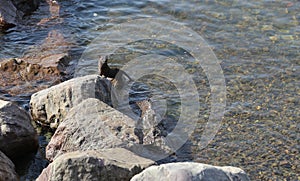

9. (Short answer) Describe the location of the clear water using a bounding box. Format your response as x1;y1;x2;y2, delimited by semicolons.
0;0;299;180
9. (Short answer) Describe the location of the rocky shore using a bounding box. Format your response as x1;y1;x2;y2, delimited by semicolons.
0;0;250;180
1;74;250;180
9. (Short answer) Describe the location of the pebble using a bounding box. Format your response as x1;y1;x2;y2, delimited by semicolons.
269;36;278;41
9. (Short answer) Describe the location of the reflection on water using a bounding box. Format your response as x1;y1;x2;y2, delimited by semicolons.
0;0;299;180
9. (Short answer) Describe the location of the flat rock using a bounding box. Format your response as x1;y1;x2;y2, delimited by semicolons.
45;98;139;161
38;148;154;181
0;100;38;161
30;75;112;128
0;30;72;96
0;150;19;181
131;162;250;181
0;58;61;96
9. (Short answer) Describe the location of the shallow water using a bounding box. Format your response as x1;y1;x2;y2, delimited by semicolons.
1;0;299;180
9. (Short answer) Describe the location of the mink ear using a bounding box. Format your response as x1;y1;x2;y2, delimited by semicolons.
99;55;108;63
99;55;105;62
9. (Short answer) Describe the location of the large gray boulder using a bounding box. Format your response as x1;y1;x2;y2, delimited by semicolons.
0;100;38;160
46;98;139;161
45;98;174;162
0;150;18;181
30;75;112;128
37;148;154;181
131;162;250;181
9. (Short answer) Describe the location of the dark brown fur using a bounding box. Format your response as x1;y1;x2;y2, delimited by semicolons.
98;55;132;81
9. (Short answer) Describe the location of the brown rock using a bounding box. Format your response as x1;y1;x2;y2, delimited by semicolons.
0;58;61;95
0;30;72;95
23;30;71;68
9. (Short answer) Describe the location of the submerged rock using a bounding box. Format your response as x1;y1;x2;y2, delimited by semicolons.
30;75;112;128
37;148;154;181
0;150;19;181
0;100;38;161
22;30;71;69
131;162;250;181
0;30;72;96
0;58;62;96
37;0;61;25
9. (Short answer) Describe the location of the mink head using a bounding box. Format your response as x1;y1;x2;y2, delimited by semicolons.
99;55;112;76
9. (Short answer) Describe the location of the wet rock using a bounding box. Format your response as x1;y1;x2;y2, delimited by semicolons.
45;98;139;161
131;99;173;160
12;0;40;15
37;148;154;181
37;0;61;25
47;0;60;17
0;0;39;30
0;100;38;161
0;150;19;181
0;30;72;96
135;99;163;144
30;75;112;128
0;58;61;96
23;30;71;69
0;0;22;29
131;162;250;181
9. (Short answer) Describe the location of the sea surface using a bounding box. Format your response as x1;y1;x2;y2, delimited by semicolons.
0;0;299;180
